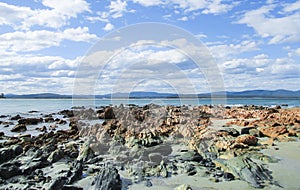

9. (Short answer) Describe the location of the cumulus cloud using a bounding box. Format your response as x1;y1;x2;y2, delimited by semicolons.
237;2;300;44
0;0;90;30
131;0;235;14
109;0;128;18
103;23;114;31
0;54;81;94
0;27;98;52
209;40;259;59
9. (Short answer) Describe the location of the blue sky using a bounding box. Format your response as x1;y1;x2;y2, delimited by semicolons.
0;0;299;94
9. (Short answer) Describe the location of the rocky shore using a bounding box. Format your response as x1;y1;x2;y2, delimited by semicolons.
0;104;299;189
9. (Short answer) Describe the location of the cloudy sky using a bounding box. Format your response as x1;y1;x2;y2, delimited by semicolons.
0;0;299;95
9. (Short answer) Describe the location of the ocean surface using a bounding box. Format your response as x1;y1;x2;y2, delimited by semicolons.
1;98;300;116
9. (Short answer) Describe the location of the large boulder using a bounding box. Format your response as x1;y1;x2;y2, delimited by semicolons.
0;145;23;164
0;161;22;179
214;157;277;188
259;126;288;138
98;107;115;119
11;124;27;132
18;118;43;125
92;166;122;190
235;135;258;146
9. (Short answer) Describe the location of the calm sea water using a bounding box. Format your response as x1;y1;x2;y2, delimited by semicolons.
1;98;299;116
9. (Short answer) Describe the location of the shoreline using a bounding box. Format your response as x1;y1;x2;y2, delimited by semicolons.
0;104;299;189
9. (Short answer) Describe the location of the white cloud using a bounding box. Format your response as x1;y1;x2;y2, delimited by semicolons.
41;0;90;17
209;40;259;59
283;0;300;12
0;27;98;52
132;0;164;7
237;3;300;44
109;0;127;18
131;0;235;14
0;1;90;30
0;54;82;94
103;23;114;31
178;16;188;21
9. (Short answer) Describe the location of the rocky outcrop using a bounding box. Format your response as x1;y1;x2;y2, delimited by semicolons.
18;118;43;125
92;166;122;190
11;124;27;132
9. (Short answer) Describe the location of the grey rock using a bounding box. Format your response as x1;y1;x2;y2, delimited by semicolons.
10;114;22;120
47;149;64;163
62;185;83;190
0;162;22;179
11;124;27;132
18;118;43;125
148;152;163;164
218;157;277;188
98;107;115;119
93;166;122;190
48;176;68;190
180;151;203;162
220;128;240;137
223;172;235;181
67;161;83;184
241;127;255;135
0;145;23;164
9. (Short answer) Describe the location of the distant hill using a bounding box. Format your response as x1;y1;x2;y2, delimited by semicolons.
225;89;300;98
5;93;71;99
3;90;300;99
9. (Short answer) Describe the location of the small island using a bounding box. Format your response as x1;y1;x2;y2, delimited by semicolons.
0;93;5;98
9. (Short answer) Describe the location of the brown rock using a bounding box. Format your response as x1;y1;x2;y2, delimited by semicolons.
235;135;258;146
18;118;43;125
11;124;27;132
98;107;115;119
259;126;288;138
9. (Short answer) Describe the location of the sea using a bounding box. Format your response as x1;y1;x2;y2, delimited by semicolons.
1;98;300;116
0;98;299;137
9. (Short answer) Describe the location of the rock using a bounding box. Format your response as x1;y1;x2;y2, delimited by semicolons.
98;107;115;119
92;166;122;190
274;105;281;109
240;127;255;135
59;110;74;118
47;149;64;163
175;184;192;190
249;128;263;137
259;126;288;138
220;128;240;137
144;179;152;187
0;145;23;164
48;176;68;190
11;114;22;120
184;164;196;176
0;161;22;179
62;186;83;190
148;153;163;164
223;172;235;181
235;135;258;146
77;140;95;162
45;117;55;123
180;151;203;162
67;161;83;184
18;118;43;125
0;132;4;137
217;157;276;188
11;124;27;132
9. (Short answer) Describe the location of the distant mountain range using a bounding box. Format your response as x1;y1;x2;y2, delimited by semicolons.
2;90;300;99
